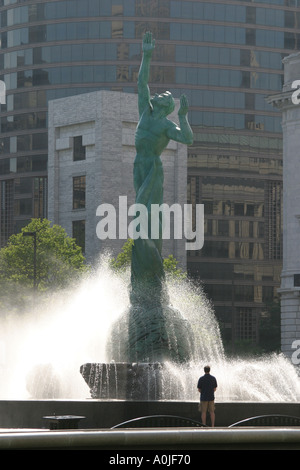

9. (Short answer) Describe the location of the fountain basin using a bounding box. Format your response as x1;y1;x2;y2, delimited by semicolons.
80;362;183;400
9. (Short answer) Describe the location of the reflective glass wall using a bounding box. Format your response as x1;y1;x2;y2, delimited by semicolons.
0;0;299;346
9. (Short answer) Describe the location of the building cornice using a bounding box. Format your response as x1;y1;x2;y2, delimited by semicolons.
265;90;295;110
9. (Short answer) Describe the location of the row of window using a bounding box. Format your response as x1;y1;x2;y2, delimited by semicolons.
176;46;284;70
0;97;281;141
0;111;280;143
5;65;117;89
190;135;282;154
1;43;285;72
1;111;47;133
1;1;300;28
3;86;116;112
2;66;284;97
190;261;280;282
205;219;265;238
1;21;299;49
172;2;300;27
0;84;282;121
190;90;275;113
203;283;275;303
3;67;282;107
190;111;281;133
171;23;300;49
1;0;298;9
0;132;47;154
0;154;47;175
193;240;266;260
1;0;131;26
203;200;265;216
2;43;121;69
176;67;283;91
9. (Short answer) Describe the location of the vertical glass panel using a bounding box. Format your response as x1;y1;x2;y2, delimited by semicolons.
88;0;100;16
72;220;85;252
89;22;100;38
73;176;86;210
33;176;47;218
73;136;86;161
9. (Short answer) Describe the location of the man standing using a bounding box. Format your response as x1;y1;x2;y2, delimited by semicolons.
197;366;217;427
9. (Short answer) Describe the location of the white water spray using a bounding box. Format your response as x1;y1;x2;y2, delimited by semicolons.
0;256;299;402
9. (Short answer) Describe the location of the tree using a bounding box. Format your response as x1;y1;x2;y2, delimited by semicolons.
0;218;87;292
110;238;186;279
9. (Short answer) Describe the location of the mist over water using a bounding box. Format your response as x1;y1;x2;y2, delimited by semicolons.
0;256;300;402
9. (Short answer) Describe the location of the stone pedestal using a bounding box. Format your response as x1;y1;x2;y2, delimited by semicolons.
80;362;183;400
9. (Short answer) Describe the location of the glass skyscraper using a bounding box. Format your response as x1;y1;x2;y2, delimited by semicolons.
0;0;299;346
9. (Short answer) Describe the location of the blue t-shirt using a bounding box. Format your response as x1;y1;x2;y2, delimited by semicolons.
197;374;217;401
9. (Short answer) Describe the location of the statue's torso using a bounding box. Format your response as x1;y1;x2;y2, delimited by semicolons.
135;108;170;157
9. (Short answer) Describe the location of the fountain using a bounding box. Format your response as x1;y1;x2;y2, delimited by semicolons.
0;34;300;412
0;257;300;404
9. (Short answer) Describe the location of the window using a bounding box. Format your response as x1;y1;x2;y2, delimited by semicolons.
73;136;85;161
14;198;32;216
73;175;85;209
72;219;85;253
235;308;257;342
218;220;229;236
33;176;47;218
234;203;244;216
265;181;282;260
0;179;14;247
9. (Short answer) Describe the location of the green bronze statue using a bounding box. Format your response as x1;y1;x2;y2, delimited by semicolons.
108;33;195;364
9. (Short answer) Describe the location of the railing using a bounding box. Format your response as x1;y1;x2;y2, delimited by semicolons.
229;414;300;427
112;414;206;428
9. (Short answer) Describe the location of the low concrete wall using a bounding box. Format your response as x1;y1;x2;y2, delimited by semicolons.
2;428;300;450
0;400;300;429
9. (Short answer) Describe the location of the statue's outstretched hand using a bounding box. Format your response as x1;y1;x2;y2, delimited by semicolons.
143;31;155;55
178;94;189;116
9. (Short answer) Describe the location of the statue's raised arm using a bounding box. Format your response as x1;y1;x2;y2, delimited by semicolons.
138;31;155;116
136;32;193;157
166;94;193;145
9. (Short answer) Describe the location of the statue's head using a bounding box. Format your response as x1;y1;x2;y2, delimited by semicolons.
151;91;175;116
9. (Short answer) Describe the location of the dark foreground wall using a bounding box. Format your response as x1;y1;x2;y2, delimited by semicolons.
0;400;300;429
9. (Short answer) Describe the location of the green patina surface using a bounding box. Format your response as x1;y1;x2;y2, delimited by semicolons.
108;33;195;364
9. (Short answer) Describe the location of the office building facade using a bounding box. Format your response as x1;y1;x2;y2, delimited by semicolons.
1;0;300;346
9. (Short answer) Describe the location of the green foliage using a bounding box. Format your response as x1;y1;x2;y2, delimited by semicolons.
110;238;186;279
109;238;134;271
0;218;87;292
163;254;186;279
